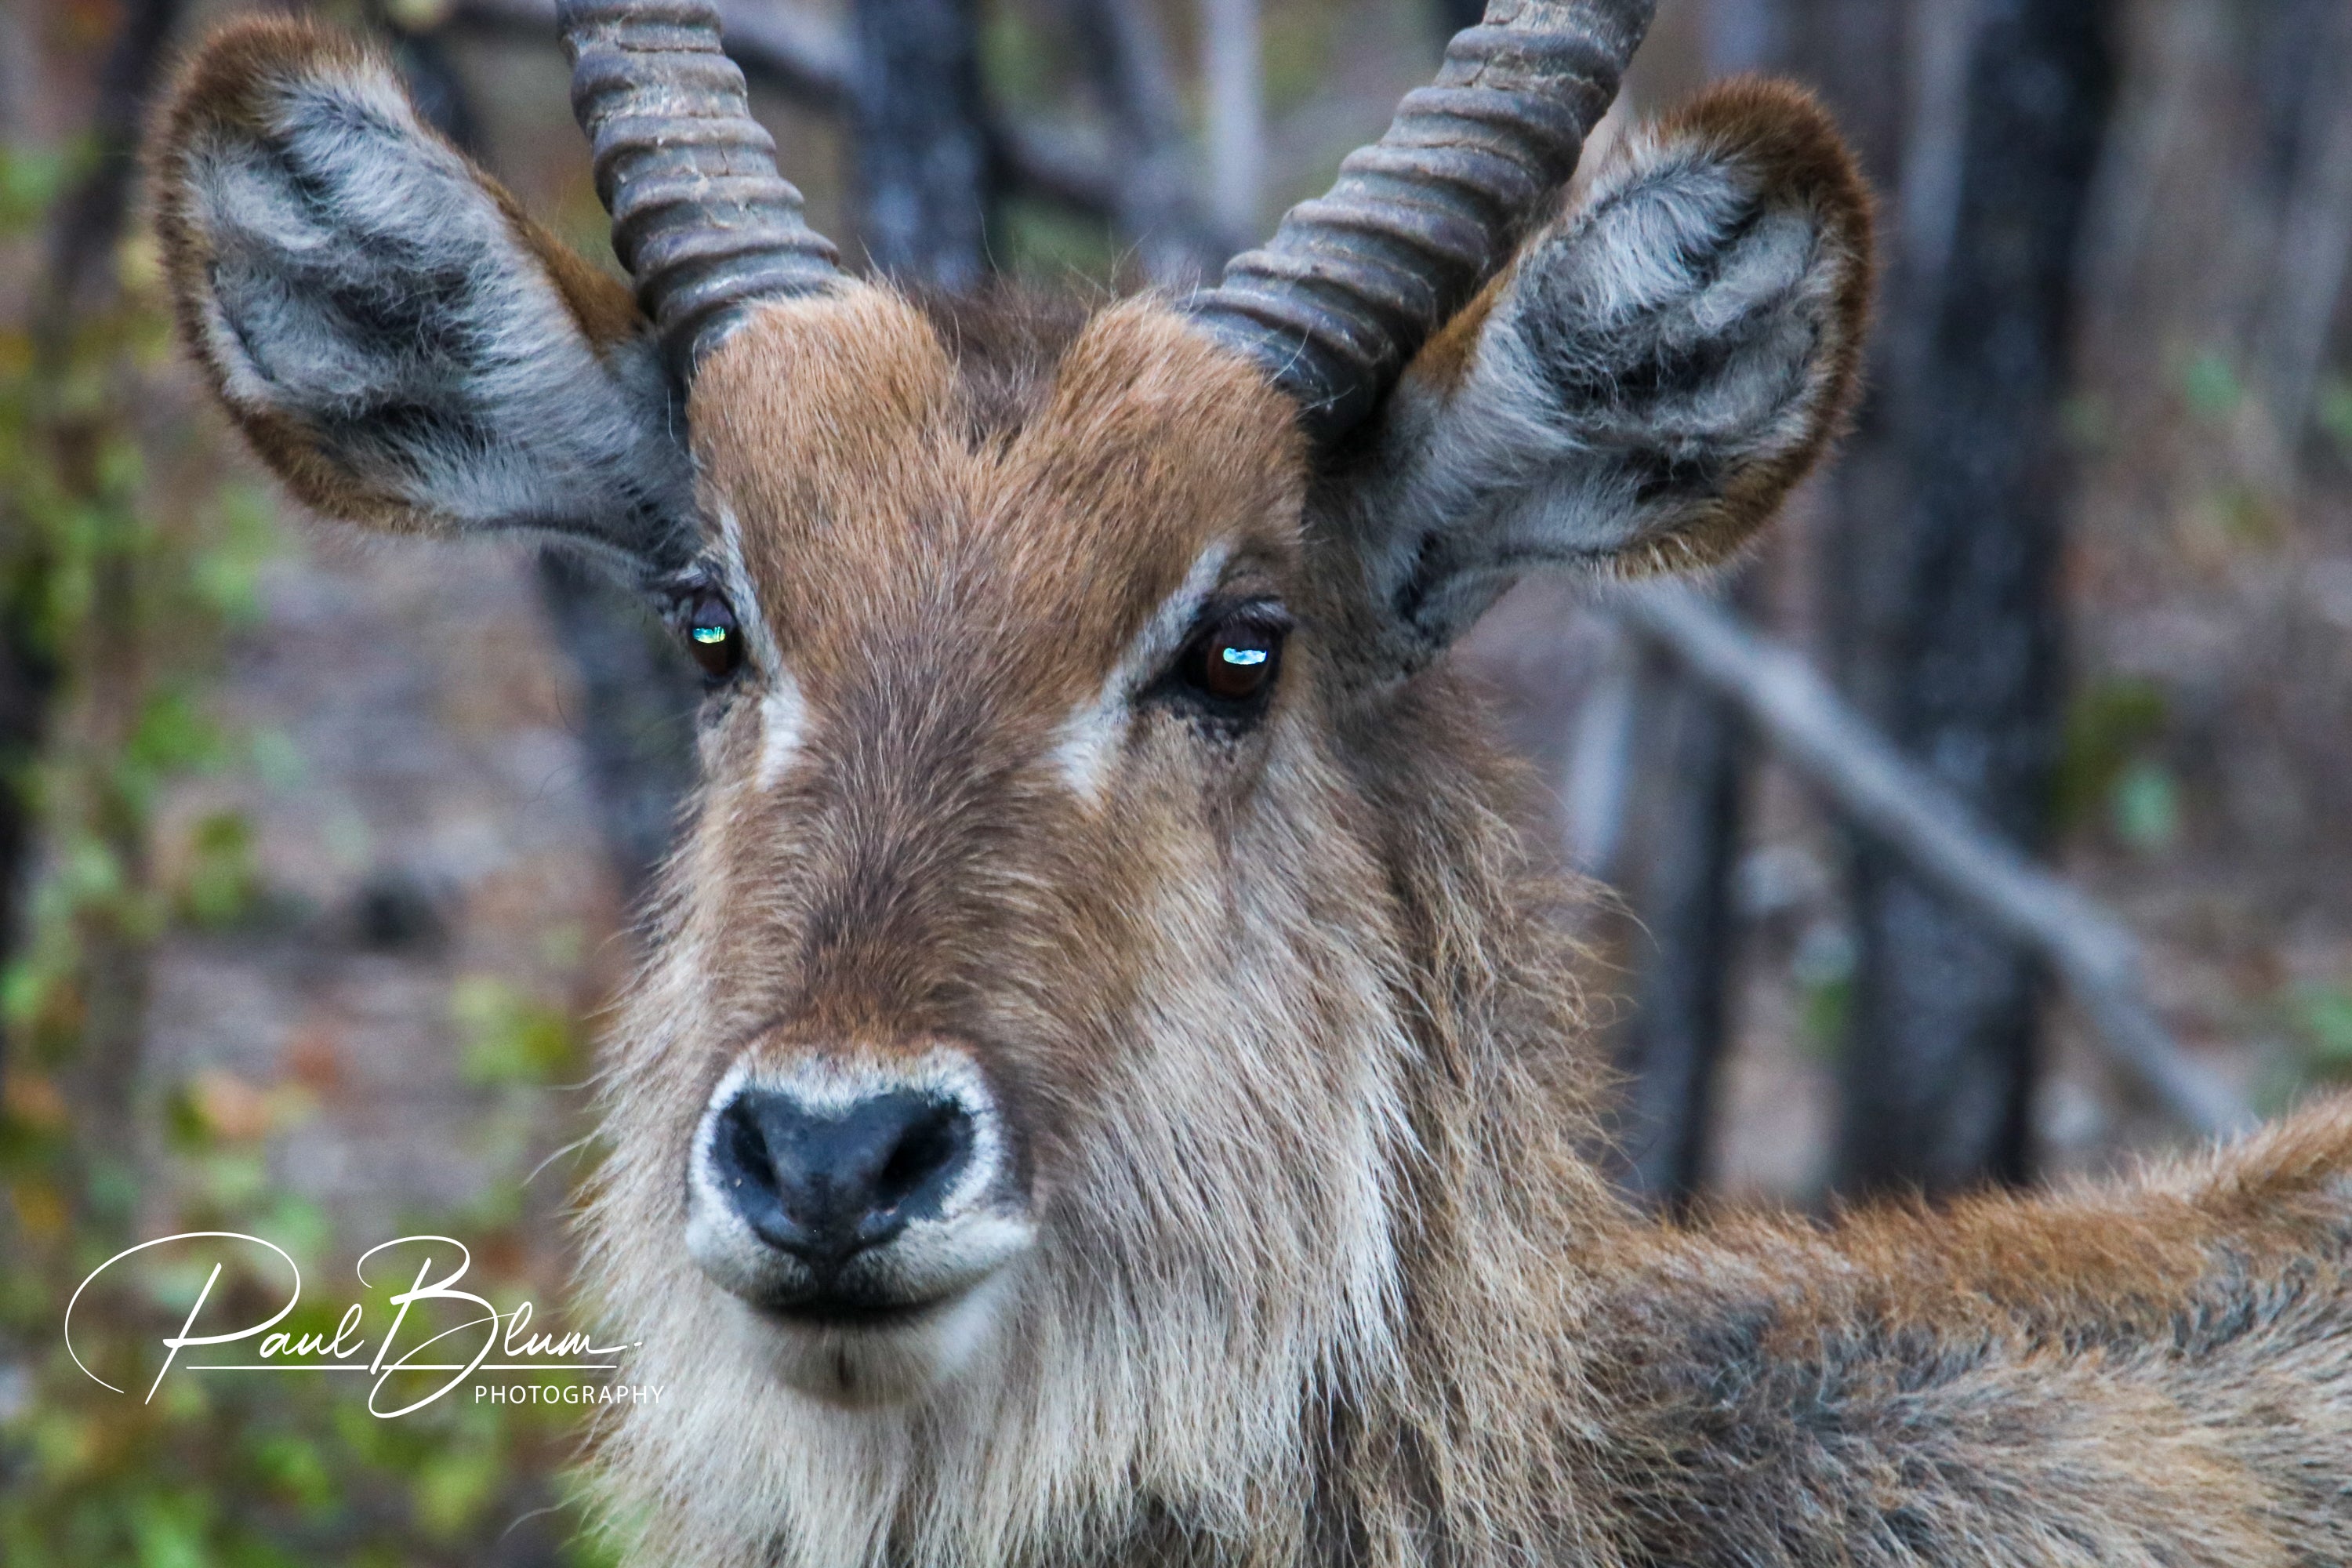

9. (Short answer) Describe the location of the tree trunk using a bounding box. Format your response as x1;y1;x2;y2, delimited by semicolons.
1616;638;1748;1203
1;0;184;1094
2252;0;2352;459
1833;0;2116;1196
532;553;701;904
851;0;993;287
1783;0;1909;713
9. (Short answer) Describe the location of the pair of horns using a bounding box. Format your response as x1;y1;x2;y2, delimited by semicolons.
556;0;1657;445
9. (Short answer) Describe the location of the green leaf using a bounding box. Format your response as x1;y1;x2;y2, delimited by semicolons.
190;485;283;625
0;143;67;233
124;688;224;779
2181;349;2243;421
2111;759;2180;853
129;1492;209;1568
250;1433;336;1515
414;1446;501;1538
1791;924;1855;1062
176;810;260;930
2294;985;2352;1078
2318;376;2352;453
2057;677;2168;831
453;977;580;1087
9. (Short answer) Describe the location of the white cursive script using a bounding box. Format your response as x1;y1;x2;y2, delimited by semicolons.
64;1232;640;1417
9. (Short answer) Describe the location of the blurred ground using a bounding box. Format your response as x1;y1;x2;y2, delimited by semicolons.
143;528;621;1246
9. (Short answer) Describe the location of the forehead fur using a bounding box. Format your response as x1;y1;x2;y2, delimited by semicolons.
686;289;1305;710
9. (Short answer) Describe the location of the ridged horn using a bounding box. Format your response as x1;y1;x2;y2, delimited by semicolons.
1185;0;1657;446
557;0;840;379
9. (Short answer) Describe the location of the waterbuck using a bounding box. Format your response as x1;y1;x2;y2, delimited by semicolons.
150;1;2352;1563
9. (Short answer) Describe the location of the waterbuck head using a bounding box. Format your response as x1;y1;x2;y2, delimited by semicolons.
154;1;1868;1559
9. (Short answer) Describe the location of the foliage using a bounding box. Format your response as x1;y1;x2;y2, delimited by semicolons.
2056;677;2180;852
2292;984;2352;1085
2320;376;2352;461
1791;922;1854;1062
0;117;616;1568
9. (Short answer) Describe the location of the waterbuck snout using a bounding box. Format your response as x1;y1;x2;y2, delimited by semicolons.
706;1083;980;1272
687;1044;1033;1398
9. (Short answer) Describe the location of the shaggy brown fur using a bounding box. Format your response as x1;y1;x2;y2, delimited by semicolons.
147;20;2352;1568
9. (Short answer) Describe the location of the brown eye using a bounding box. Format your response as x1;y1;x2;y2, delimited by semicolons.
685;593;742;681
1179;611;1287;706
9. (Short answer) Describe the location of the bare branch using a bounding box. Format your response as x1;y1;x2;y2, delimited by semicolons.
702;0;853;107
987;117;1124;218
1613;586;2252;1140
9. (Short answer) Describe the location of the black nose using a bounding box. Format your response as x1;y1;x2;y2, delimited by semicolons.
710;1087;977;1269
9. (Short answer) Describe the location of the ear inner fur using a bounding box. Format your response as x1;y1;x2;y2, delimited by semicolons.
149;16;687;564
1617;77;1875;568
1333;77;1876;668
152;20;401;530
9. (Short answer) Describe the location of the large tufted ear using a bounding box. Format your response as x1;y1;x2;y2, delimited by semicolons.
150;18;695;573
1336;79;1874;666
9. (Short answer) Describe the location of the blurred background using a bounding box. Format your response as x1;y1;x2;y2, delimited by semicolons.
4;0;2351;1559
